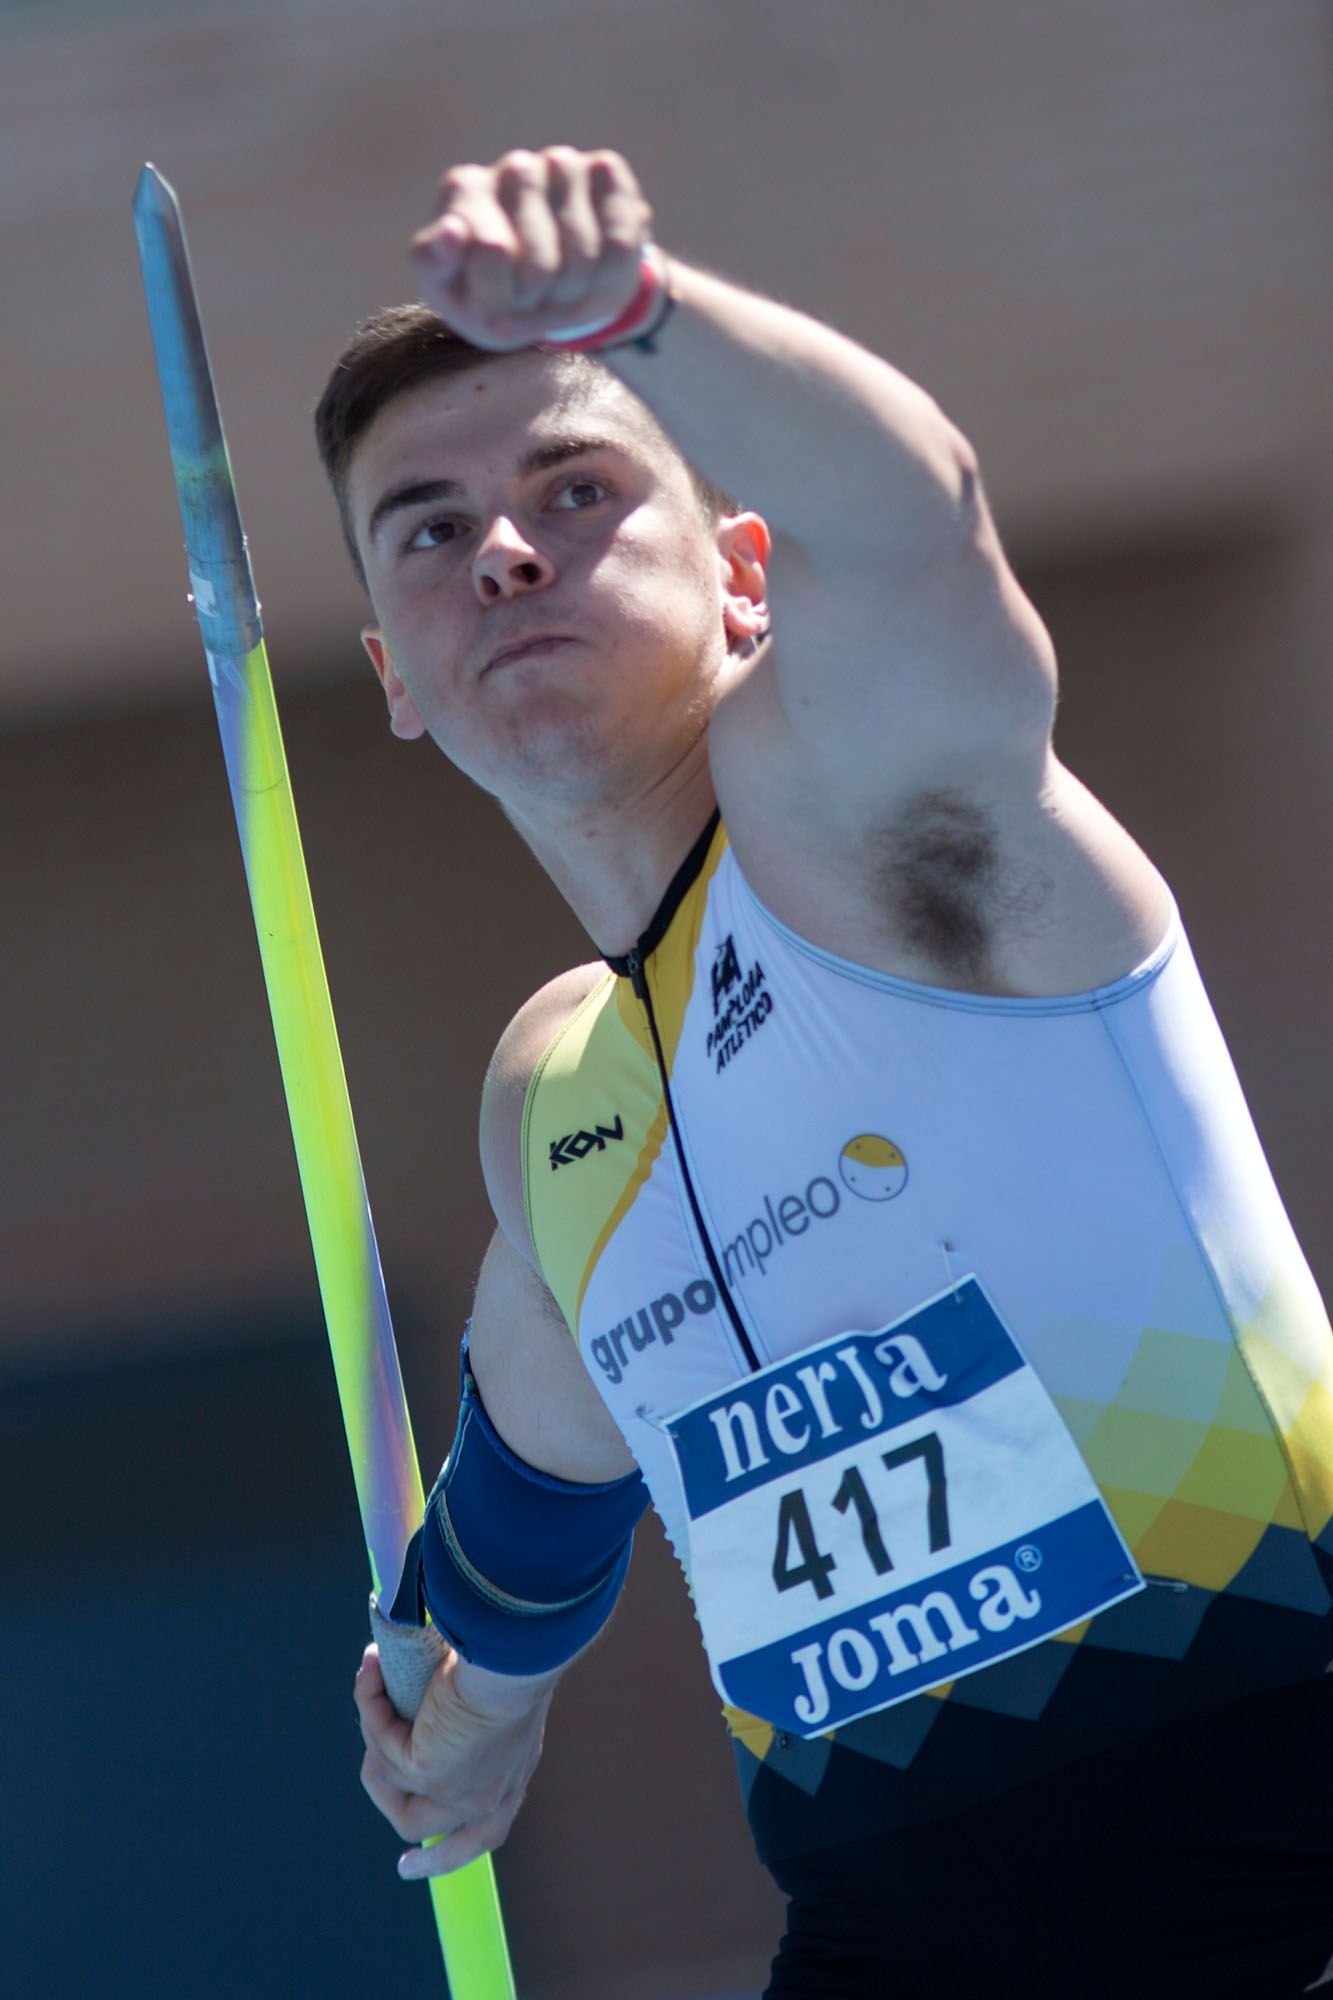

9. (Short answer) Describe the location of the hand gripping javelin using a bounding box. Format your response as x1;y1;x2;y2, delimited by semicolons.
133;164;515;1999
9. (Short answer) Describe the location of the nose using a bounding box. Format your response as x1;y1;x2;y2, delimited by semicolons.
471;516;555;604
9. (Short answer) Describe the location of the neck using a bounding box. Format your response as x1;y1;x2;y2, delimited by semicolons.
502;735;718;958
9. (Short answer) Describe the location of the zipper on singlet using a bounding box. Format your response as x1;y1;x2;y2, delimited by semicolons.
626;946;763;1376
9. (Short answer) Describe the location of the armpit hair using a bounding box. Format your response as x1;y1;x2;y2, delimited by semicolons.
885;790;998;980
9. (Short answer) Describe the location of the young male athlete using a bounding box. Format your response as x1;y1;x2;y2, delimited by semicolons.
332;146;1333;1996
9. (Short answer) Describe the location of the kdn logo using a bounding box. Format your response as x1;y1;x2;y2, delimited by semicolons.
549;1116;624;1171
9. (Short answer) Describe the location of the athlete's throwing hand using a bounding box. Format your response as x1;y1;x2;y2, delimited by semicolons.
355;1642;557;1879
411;145;654;353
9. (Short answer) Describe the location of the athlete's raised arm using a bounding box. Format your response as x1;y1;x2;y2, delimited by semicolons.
408;144;1167;994
409;146;1049;810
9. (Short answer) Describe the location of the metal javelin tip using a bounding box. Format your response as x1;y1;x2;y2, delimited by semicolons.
134;162;176;217
133;167;262;656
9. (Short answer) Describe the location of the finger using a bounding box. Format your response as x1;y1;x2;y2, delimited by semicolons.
411;210;470;280
430;164;524;320
494;151;562;309
587;150;653;257
454;175;525;321
432;164;520;252
361;1756;464;1843
363;1722;511;1844
398;1804;518;1881
352;1642;385;1720
359;1733;409;1810
360;1768;422;1840
542;148;604;309
390;1785;489;1844
408;236;510;349
354;1649;415;1770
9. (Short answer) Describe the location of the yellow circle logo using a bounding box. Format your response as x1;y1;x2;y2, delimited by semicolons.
839;1132;908;1202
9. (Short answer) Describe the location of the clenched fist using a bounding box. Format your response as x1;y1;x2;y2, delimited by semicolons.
411;145;656;353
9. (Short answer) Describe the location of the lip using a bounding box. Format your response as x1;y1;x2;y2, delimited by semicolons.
484;633;575;674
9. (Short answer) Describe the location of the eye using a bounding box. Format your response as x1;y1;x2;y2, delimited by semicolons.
553;477;609;510
404;515;465;553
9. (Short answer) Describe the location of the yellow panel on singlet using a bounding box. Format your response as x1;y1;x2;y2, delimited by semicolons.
521;824;727;1332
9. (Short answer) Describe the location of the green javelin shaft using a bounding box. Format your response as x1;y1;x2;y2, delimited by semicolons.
133;163;515;2000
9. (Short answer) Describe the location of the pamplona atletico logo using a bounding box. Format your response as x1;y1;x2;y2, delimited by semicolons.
706;932;773;1072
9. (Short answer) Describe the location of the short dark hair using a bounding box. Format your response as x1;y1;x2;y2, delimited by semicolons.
314;302;738;587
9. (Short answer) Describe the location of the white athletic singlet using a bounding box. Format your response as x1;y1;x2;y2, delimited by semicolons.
522;816;1333;1859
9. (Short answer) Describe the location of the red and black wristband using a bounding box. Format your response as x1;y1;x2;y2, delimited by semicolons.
538;247;675;355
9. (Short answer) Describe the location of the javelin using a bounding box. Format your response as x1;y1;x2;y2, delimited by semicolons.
133;163;515;2000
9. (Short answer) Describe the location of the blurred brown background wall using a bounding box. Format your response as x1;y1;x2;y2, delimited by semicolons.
2;2;1330;1995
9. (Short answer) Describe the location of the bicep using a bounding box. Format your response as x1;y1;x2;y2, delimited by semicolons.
467;1226;639;1484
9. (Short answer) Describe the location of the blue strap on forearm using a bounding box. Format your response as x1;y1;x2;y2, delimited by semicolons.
409;1330;650;1675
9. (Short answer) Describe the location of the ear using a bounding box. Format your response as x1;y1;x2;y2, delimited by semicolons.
361;626;426;740
716;512;772;651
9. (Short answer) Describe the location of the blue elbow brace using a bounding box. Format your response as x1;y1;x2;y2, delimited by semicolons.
397;1330;650;1675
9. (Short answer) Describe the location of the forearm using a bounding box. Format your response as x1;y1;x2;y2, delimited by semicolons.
358;1327;638;1877
408;1320;648;1674
410;149;975;563
451;1650;564;1719
608;257;976;558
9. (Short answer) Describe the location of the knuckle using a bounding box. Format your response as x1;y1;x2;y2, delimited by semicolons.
498;148;543;181
457;1788;503;1829
553;210;597;255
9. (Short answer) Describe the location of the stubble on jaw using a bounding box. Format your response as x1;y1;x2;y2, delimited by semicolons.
469;623;725;821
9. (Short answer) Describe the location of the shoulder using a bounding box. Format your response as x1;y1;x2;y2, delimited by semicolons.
480;960;611;1259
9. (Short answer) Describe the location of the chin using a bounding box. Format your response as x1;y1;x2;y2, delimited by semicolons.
440;696;618;806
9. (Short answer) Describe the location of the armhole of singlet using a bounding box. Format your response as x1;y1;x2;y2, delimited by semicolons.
733;861;1182;1015
519;970;620;1274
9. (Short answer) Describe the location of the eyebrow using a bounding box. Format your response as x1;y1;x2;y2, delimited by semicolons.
366;434;625;546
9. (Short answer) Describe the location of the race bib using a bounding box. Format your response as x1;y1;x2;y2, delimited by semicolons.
665;1278;1142;1737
